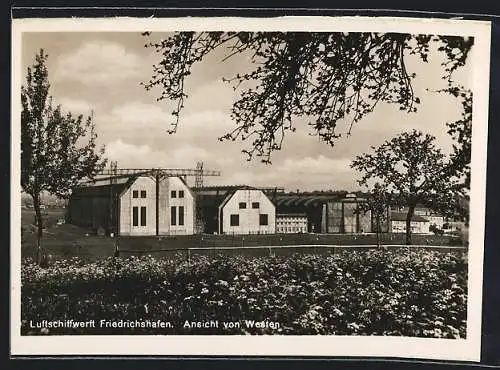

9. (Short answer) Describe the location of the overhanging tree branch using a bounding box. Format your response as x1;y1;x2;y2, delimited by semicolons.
142;32;473;163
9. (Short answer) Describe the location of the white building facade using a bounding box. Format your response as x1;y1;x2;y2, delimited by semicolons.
390;212;430;234
219;189;275;235
158;176;195;235
119;176;157;236
391;220;431;234
119;175;195;236
276;213;308;234
427;215;445;230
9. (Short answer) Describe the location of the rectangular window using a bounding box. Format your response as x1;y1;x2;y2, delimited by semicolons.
260;214;269;226
252;202;260;209
140;190;147;198
239;202;246;209
132;206;138;226
179;206;184;226
171;190;176;198
171;206;177;225
179;190;184;198
230;214;239;226
140;206;147;226
132;190;139;198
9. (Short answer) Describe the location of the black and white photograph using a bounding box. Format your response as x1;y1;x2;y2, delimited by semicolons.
11;16;491;360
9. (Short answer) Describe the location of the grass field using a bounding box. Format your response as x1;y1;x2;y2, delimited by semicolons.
20;208;465;262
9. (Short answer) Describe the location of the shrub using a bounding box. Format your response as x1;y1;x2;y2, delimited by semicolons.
430;224;444;236
21;250;467;337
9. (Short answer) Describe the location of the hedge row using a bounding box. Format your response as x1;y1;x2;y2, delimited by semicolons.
21;249;467;337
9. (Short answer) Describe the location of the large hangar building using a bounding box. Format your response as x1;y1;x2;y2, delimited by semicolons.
67;175;195;236
274;193;389;234
193;185;276;235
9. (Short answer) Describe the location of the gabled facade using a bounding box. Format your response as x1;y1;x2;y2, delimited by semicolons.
69;175;195;236
119;176;157;236
218;188;275;235
158;176;195;235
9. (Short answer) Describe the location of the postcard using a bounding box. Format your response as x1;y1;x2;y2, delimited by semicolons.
11;15;491;361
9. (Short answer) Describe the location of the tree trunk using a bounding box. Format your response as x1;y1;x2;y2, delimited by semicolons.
405;203;416;245
376;215;381;248
32;192;44;264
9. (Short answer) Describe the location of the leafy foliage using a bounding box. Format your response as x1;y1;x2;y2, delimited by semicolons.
430;224;445;236
440;85;472;201
22;250;467;337
21;49;107;263
351;130;467;244
142;32;473;163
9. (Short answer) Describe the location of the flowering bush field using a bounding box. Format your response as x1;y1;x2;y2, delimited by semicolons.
21;249;467;337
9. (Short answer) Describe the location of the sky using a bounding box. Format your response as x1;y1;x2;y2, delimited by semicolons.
20;32;473;192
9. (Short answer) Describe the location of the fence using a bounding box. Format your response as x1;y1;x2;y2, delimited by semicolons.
117;244;467;262
21;231;466;263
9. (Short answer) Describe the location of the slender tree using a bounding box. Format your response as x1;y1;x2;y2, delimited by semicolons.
142;31;473;163
351;130;467;245
21;49;106;264
357;183;391;247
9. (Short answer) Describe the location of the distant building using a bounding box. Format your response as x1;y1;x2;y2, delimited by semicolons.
427;215;445;230
390;212;430;234
274;192;389;234
321;193;389;234
443;220;466;233
394;205;445;231
273;194;333;233
67;175;195;236
276;213;308;234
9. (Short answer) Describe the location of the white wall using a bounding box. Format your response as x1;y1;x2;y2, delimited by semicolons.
158;176;195;235
119;176;156;236
427;216;445;230
276;215;307;233
220;189;275;235
391;220;430;234
120;176;195;236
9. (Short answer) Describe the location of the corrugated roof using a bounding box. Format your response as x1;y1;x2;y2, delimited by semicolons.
71;180;133;197
274;195;343;208
74;175;193;198
390;212;429;222
82;176;131;187
192;185;255;192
